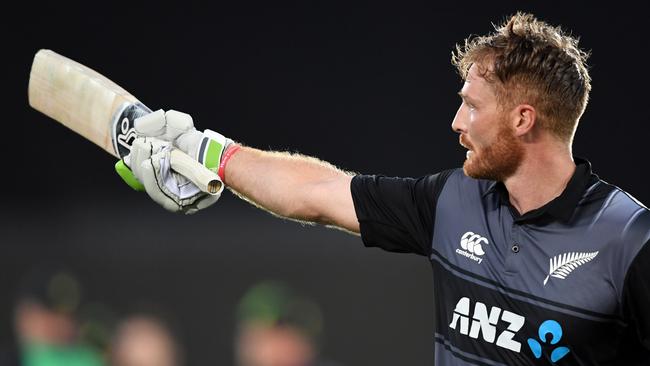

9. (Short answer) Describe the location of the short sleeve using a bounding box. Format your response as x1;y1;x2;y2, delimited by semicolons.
350;170;454;256
622;240;650;351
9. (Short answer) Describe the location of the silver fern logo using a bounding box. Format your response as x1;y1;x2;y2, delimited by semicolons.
543;251;599;285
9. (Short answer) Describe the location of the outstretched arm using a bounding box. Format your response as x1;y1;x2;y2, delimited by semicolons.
118;109;360;233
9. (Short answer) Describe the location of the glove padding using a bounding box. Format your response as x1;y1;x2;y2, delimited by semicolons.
126;137;220;214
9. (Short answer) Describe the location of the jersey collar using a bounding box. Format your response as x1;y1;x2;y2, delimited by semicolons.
482;156;597;223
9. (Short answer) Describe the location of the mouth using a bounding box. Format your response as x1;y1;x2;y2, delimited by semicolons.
459;135;475;159
459;135;472;150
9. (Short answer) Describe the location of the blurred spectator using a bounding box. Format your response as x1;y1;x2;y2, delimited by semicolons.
109;312;182;366
236;322;315;366
11;263;105;366
235;280;341;366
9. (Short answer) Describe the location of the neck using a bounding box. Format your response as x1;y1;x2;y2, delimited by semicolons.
503;144;576;216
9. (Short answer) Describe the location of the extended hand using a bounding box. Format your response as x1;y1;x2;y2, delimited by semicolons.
134;109;234;178
115;109;230;214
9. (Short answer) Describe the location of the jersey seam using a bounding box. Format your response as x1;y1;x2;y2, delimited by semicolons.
599;180;649;211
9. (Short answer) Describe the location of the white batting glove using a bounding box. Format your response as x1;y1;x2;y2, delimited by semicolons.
134;110;235;179
125;137;221;214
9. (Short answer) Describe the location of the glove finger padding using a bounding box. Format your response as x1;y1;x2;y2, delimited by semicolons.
134;109;167;137
164;110;195;140
128;138;155;183
134;109;196;141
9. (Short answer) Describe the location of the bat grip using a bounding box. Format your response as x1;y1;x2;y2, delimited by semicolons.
169;149;224;195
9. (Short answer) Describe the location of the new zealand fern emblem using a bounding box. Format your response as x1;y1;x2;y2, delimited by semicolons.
543;251;599;285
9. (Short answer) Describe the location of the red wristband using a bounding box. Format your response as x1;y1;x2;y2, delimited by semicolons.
218;144;241;182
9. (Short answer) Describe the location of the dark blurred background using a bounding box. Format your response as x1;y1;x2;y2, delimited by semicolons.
2;2;648;365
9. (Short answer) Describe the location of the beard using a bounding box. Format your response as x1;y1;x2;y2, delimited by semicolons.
461;121;524;181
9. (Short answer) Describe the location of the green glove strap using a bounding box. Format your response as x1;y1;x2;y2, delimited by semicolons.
115;160;145;191
198;129;231;172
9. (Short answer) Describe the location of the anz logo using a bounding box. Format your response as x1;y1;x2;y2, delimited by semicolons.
449;297;524;352
449;297;571;363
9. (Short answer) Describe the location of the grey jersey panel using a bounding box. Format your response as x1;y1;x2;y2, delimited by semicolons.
432;169;650;316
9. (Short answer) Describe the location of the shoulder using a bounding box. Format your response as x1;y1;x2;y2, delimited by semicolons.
437;168;498;200
351;168;462;196
585;178;650;237
585;178;650;276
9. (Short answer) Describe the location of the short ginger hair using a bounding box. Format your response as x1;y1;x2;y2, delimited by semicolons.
452;12;591;144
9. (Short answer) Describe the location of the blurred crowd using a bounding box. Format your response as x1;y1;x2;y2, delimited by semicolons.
1;264;341;366
0;262;182;366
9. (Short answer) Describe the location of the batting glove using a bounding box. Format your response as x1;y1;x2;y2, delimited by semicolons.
134;109;237;181
117;136;221;214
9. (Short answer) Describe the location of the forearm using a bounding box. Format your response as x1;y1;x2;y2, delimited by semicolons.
223;145;356;227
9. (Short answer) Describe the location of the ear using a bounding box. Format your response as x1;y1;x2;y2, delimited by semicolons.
510;104;536;137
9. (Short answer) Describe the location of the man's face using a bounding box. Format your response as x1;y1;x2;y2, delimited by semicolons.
451;64;524;181
237;323;314;366
110;317;178;366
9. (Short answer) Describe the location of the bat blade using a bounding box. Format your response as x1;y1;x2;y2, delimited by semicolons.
28;49;149;158
27;49;223;195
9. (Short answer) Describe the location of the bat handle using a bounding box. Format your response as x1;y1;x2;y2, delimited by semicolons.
169;149;224;195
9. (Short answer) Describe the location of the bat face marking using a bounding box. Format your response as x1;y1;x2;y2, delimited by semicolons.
111;102;152;158
118;116;136;153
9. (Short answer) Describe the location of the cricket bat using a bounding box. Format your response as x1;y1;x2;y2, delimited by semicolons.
28;49;223;195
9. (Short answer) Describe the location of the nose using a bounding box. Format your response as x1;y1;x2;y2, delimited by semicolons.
451;104;466;134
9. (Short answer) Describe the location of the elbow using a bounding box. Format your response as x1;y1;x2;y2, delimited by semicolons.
280;181;335;224
294;174;354;227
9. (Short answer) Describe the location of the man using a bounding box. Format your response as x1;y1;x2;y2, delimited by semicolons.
118;12;650;365
7;264;105;366
234;280;325;366
109;313;182;366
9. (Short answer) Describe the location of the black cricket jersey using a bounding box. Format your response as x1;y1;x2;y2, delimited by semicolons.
350;157;650;365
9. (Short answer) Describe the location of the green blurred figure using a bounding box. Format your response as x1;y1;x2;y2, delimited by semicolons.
235;280;341;366
13;264;105;366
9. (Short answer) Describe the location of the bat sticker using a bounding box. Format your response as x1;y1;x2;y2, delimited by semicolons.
111;102;152;158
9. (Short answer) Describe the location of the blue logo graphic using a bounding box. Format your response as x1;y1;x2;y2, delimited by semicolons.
527;320;570;363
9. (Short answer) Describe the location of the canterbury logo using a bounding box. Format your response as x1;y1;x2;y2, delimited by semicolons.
543;251;599;285
456;232;489;264
460;232;488;255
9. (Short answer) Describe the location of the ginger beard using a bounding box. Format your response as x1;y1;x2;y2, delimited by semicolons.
461;115;525;182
